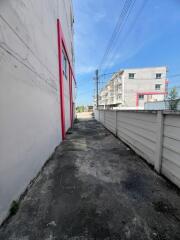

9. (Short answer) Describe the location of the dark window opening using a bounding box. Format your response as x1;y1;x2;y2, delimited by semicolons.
155;84;161;90
156;73;162;79
129;73;135;79
139;94;144;100
62;50;67;79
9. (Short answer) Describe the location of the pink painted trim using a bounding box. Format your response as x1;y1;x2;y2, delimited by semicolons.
136;91;167;109
59;24;76;85
137;91;167;95
57;19;65;140
57;18;75;135
136;93;139;108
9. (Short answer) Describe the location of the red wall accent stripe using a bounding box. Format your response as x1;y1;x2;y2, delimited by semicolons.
136;91;167;109
57;19;65;140
60;30;76;86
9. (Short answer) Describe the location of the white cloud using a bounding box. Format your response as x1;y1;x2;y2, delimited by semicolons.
94;12;106;22
76;65;96;75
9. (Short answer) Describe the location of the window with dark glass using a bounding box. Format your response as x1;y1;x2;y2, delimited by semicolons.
129;73;135;79
139;94;144;100
62;50;67;79
155;84;161;90
156;73;162;79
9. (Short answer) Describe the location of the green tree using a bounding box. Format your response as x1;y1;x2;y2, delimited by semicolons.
168;87;179;110
76;106;85;113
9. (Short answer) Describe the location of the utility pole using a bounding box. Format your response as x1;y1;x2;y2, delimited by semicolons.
95;69;99;109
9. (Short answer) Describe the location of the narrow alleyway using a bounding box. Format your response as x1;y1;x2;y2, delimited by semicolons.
1;115;180;240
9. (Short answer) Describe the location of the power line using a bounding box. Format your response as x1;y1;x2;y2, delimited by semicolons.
101;0;134;72
98;0;151;78
98;0;127;70
99;0;133;72
102;0;137;74
96;0;137;100
102;0;149;74
94;0;140;105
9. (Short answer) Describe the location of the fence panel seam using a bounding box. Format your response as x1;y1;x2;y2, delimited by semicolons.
154;111;164;173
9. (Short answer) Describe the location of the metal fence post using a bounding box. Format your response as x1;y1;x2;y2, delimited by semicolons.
154;111;164;173
104;110;105;125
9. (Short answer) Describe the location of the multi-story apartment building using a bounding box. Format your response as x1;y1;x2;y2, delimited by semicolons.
98;67;168;109
0;0;76;222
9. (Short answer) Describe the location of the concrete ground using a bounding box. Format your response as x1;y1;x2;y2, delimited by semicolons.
1;115;180;239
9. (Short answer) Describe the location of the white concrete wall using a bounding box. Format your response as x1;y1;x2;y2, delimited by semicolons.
99;110;105;124
95;110;180;189
0;0;75;222
123;67;167;107
94;109;99;120
104;110;116;135
162;114;180;187
116;111;157;165
145;100;180;110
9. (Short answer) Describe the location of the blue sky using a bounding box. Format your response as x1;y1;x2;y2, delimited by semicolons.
73;0;180;106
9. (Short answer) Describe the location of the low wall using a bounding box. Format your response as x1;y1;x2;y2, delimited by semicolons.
145;100;180;110
94;110;180;188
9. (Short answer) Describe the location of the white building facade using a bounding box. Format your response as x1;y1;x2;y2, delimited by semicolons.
0;0;76;222
99;67;168;109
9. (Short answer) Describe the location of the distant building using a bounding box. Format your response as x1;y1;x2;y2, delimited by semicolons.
97;66;168;109
81;105;94;112
87;105;94;112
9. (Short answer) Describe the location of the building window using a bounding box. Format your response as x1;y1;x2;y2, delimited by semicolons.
155;84;161;90
156;73;162;79
139;94;144;100
62;50;67;79
117;94;122;100
117;84;122;91
129;73;135;79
